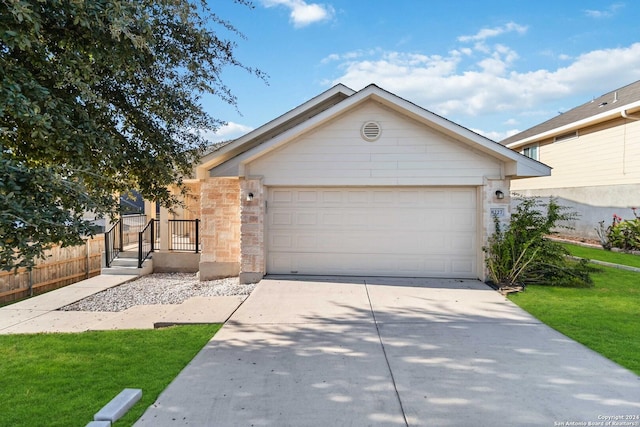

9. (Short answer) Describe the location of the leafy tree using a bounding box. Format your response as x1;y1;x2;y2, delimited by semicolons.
1;0;264;269
484;196;594;291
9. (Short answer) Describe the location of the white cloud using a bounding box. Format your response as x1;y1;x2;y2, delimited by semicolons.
200;122;254;143
585;3;624;18
327;41;640;118
458;22;528;43
261;0;335;28
321;48;381;64
472;128;521;141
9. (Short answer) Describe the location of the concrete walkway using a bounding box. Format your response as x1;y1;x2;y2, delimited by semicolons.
0;275;245;334
135;276;640;427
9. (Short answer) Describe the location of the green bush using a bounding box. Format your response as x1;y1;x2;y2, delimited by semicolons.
598;208;640;251
484;196;594;290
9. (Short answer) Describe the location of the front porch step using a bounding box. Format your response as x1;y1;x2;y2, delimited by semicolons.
111;257;139;268
102;267;141;275
102;255;153;276
118;250;139;259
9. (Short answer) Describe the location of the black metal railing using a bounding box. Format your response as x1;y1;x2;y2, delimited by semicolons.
138;219;155;268
105;216;199;269
168;219;200;253
104;219;122;268
121;214;147;248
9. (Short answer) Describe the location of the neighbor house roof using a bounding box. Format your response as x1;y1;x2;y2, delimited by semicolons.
197;84;551;179
502;80;640;148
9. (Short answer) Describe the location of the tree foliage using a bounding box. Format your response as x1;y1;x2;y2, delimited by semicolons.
1;0;263;269
484;196;594;290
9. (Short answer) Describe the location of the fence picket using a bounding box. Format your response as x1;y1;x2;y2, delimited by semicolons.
0;236;104;304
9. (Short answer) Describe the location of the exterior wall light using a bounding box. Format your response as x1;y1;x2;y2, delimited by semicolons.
246;192;254;202
495;190;505;200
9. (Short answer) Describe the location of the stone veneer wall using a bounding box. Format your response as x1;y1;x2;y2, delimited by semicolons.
183;181;201;220
199;177;241;280
481;178;511;280
239;178;265;284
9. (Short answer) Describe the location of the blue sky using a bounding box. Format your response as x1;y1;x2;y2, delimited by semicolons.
202;0;640;142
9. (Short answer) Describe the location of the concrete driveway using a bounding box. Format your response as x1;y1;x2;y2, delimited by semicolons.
135;276;640;427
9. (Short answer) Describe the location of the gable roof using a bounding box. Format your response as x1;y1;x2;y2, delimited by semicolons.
197;84;550;179
197;84;355;178
502;79;640;148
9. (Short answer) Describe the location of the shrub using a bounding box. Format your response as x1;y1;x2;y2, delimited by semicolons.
484;196;594;291
598;208;640;251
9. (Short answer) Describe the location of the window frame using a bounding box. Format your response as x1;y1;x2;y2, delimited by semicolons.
522;144;539;161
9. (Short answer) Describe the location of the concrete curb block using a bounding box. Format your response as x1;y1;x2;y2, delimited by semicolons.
86;421;111;427
568;256;640;273
93;388;142;424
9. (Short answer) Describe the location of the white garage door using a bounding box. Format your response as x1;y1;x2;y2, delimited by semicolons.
267;187;477;278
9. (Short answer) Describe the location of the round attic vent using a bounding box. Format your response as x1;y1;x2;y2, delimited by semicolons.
361;121;381;141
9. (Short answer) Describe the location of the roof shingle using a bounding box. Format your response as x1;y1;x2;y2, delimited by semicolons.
501;79;640;145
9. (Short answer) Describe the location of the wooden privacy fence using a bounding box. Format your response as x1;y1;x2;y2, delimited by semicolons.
0;236;104;304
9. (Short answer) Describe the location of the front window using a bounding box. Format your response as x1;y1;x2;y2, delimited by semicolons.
522;145;539;161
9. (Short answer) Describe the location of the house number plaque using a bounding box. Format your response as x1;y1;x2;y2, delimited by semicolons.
490;207;506;217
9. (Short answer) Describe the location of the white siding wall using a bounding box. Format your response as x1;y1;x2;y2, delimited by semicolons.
512;118;640;191
246;101;503;186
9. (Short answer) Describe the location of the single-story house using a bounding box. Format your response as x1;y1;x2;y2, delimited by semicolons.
502;80;640;239
195;84;550;283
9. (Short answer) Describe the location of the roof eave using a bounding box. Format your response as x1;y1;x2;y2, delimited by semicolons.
232;84;550;179
368;90;550;177
506;101;640;150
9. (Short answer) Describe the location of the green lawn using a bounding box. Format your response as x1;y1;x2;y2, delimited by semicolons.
0;324;221;427
561;242;640;268
509;265;640;375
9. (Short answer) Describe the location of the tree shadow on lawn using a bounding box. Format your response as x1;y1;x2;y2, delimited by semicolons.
135;277;640;427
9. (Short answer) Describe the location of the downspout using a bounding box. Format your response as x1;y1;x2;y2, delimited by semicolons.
621;110;640;120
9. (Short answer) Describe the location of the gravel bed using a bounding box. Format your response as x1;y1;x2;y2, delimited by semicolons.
60;273;256;312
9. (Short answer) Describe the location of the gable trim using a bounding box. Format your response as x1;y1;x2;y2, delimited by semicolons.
196;84;356;179
205;84;551;179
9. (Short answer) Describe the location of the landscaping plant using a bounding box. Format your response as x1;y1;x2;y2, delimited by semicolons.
596;208;640;251
484;196;594;291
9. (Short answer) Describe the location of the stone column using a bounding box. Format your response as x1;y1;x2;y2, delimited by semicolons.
159;205;170;251
199;177;241;280
239;177;265;284
480;178;512;280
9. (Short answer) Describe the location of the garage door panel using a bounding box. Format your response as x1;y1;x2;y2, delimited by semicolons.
271;234;293;249
452;259;475;275
450;190;475;205
321;190;343;203
450;234;476;251
272;190;294;204
296;213;317;226
272;212;292;225
267;187;477;278
297;190;318;202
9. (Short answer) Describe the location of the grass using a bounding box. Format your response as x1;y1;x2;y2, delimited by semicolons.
561;242;640;268
0;324;221;427
509;265;640;375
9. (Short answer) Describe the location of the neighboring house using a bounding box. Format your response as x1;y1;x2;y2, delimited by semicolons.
195;84;550;283
502;80;640;239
